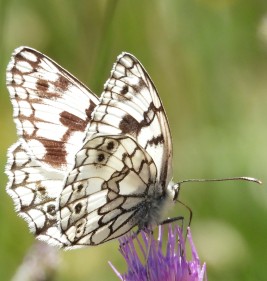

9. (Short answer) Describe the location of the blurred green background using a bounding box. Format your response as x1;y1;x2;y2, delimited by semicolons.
0;0;267;280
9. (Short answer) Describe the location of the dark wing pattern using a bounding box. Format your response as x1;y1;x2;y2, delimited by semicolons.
59;135;158;248
59;53;173;247
87;53;173;185
6;49;173;248
6;47;99;246
6;46;99;170
6;140;69;246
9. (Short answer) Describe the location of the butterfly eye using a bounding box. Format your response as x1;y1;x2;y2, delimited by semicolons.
172;183;180;201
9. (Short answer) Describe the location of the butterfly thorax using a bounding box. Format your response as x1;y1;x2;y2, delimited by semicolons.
136;181;177;231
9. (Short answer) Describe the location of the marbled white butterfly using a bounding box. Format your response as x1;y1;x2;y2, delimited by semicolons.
5;46;178;249
5;47;260;249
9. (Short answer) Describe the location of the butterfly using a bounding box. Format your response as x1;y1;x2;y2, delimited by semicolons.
6;46;179;249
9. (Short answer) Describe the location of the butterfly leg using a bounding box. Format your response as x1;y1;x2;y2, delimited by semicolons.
160;216;184;225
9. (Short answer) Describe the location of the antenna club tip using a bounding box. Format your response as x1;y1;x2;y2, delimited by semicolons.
240;177;262;184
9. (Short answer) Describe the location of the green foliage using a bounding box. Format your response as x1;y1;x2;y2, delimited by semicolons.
0;0;267;280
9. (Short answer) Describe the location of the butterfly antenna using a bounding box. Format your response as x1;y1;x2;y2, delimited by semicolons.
177;176;262;186
172;176;261;204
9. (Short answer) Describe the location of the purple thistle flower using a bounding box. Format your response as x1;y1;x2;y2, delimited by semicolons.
109;225;206;281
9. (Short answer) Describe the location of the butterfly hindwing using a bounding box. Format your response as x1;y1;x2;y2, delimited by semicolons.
5;139;71;247
59;135;158;247
6;46;99;170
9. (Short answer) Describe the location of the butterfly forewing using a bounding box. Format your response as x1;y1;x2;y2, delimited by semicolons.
6;46;99;170
87;53;172;185
59;135;158;247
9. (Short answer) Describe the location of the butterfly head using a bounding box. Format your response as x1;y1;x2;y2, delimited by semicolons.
167;182;180;202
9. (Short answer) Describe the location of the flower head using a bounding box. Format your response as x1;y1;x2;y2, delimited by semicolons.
109;225;206;281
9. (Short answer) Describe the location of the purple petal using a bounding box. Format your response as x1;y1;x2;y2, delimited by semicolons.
110;225;207;281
